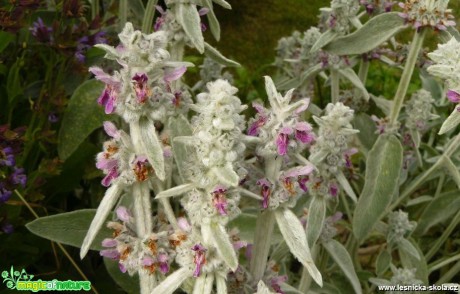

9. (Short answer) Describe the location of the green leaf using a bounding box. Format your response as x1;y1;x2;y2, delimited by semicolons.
168;115;194;183
7;60;22;104
323;240;362;294
129;0;145;17
353;134;403;241
212;0;231;9
0;31;14;53
138;118;166;181
439;108;460;135
212;164;239;187
398;238;420;260
58;79;105;160
177;4;204;53
104;258;139;294
353;113;378;151
25;209;112;251
376;249;391;276
203;0;220;41
398;238;428;284
275;208;322;287
338;68;369;101
208;222;238;271
443;157;460;188
415;191;460;235
311;30;338;53
307;196;327;248
324;12;405;55
204;43;240;67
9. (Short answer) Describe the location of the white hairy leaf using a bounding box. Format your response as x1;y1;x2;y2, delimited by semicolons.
275;208;323;287
151;267;192;294
306;196;326;248
155;183;195;199
209;222;239;272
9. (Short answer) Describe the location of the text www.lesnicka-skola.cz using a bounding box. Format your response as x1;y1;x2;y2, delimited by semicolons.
378;284;459;292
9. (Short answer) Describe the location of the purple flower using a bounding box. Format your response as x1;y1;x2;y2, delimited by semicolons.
157;253;169;274
192;244;207;277
132;73;151;104
329;182;339;197
1;222;13;234
142;256;154;266
164;67;187;83
447;90;460;104
11;168;26;188
211;185;228;216
75;31;107;63
177;217;191;232
101;167;119;187
116;206;131;222
344;148;358;168
29;18;53;43
0;147;15;167
298;176;308;192
294;122;314;144
132;156;150;182
154;6;167;31
100;249;120;260
257;179;272;209
248;103;268;136
270;275;288;294
275;127;293;156
0;184;12;203
119;263;127;273
102;238;117;248
89;67;121;114
48;113;59;123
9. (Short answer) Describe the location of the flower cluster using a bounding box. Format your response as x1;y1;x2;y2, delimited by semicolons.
307;103;358;199
360;0;394;15
398;0;456;30
387;210;416;243
101;206;173;276
405;89;438;131
193;57;234;91
325;0;361;34
247;83;314;157
427;37;460;110
96;122;154;187
0;126;26;204
90;22;190;123
29;17;53;43
75;31;107;63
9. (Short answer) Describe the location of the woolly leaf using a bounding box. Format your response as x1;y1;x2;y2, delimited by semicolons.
177;4;204;53
275;208;322;287
209;222;239;272
138;118;166;180
204;42;240;67
58;79;105;160
353;134;403;241
26;209;113;252
306;196;327;248
324;12;405;55
439;108;460;134
323;239;362;294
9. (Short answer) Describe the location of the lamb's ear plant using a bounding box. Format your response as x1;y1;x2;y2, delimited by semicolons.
25;0;460;293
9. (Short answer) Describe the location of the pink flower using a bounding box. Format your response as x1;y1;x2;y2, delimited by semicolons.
276;127;293;156
101;166;119;187
89;67;121;114
116;206;131;222
211;185;228;216
192;244;207;277
344;148;358;168
447;89;460;103
247;103;268;136
157;253;170;274
164;66;187;83
100;249;120;260
294;122;314;144
257;179;272;209
132;73;150;103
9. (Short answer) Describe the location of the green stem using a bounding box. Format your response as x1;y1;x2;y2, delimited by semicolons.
298;244;319;292
142;0;159;34
429;252;460;273
358;60;369;83
436;260;460;285
426;210;460;261
330;69;340;103
91;0;99;19
119;0;128;30
389;29;426;126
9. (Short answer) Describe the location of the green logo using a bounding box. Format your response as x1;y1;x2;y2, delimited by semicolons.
2;267;91;292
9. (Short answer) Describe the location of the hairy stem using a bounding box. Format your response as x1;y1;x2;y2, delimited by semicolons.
330;69;340;103
389;29;426;126
142;0;159;33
